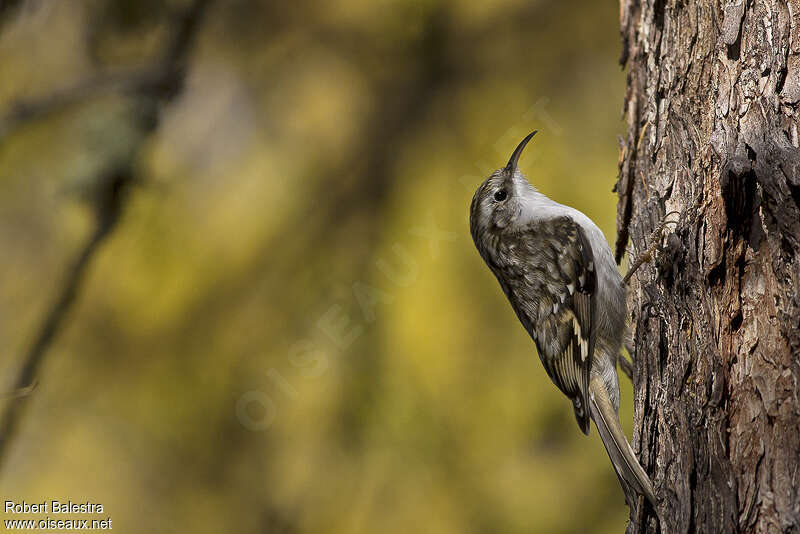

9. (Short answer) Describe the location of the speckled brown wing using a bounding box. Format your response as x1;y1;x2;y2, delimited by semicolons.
492;216;597;434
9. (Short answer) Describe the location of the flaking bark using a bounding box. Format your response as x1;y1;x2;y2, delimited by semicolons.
617;1;800;533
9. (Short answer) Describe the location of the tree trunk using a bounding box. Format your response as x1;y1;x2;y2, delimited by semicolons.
617;1;800;533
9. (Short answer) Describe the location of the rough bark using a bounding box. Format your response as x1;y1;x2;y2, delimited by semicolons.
617;1;800;533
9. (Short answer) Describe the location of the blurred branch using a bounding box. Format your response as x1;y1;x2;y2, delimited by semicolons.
302;7;453;448
0;0;212;474
0;0;23;29
0;67;156;142
0;0;209;142
0;381;36;400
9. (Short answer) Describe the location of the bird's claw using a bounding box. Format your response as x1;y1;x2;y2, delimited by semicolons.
623;211;679;285
618;354;634;381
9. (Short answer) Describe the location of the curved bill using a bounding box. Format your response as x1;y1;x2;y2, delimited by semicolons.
505;130;538;173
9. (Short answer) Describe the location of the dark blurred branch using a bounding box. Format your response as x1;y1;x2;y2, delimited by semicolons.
0;0;210;143
312;8;453;448
0;67;156;142
0;172;124;414
0;0;211;473
0;382;36;400
0;0;23;29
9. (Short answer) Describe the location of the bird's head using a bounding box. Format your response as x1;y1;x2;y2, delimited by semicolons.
469;130;538;240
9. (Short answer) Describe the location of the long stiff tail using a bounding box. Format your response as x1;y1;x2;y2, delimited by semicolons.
588;375;657;513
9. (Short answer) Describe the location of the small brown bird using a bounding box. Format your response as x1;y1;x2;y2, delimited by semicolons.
469;131;657;515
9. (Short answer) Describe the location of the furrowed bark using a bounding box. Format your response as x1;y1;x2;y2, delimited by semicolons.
618;1;800;532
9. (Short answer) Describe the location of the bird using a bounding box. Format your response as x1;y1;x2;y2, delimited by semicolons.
469;130;657;515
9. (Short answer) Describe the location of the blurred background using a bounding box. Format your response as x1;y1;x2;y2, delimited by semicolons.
0;1;631;532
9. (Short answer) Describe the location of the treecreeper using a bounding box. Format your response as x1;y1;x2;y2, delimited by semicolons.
469;131;659;521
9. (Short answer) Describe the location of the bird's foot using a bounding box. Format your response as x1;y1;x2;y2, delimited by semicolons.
618;353;634;381
622;211;679;285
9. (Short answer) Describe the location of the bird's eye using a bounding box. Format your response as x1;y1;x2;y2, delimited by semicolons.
493;189;507;202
